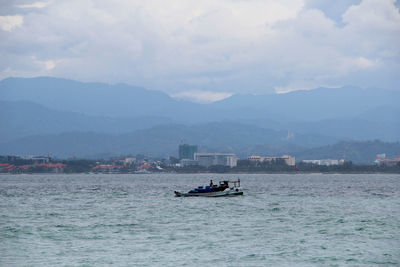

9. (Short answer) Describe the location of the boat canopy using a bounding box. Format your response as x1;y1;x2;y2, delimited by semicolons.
219;179;240;187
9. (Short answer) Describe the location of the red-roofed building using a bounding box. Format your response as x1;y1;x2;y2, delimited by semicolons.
17;163;67;173
375;154;400;166
137;164;152;170
0;163;16;173
92;164;124;173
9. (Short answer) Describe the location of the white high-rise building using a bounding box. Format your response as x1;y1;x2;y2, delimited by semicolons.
194;153;237;167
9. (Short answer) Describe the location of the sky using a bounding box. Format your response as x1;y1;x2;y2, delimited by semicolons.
0;0;399;102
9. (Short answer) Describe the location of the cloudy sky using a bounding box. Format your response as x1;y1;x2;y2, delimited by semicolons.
0;0;399;102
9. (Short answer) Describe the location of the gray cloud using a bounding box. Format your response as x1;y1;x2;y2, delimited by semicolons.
0;0;399;101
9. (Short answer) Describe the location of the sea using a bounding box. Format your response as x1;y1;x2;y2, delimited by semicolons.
0;173;399;266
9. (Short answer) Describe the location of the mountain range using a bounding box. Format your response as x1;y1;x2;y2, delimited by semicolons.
1;128;397;163
0;122;339;158
0;77;399;161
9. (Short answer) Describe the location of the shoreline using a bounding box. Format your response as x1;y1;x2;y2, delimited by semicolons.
1;171;399;175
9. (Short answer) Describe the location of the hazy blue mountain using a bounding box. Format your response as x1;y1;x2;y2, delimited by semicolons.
1;127;397;163
285;117;400;142
355;105;400;123
293;140;400;163
2;77;399;123
0;100;176;142
2;100;397;144
0;122;338;158
1;77;399;143
213;88;400;141
0;77;203;119
0;132;116;158
230;105;400;141
0;77;283;124
211;86;400;121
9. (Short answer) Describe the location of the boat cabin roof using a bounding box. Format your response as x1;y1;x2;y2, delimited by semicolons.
219;179;240;185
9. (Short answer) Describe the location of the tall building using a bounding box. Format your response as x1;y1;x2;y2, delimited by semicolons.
179;144;198;160
194;153;237;167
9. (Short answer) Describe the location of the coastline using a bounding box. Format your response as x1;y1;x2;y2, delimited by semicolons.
1;171;399;175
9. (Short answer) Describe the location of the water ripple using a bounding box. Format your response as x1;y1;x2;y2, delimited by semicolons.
0;173;399;266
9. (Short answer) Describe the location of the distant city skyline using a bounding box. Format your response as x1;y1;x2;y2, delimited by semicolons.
1;0;399;102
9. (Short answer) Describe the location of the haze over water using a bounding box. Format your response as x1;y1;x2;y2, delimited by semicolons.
1;173;399;266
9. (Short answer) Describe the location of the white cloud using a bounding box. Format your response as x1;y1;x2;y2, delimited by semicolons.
29;56;57;71
0;15;23;31
43;60;56;70
172;90;232;103
15;1;50;9
354;57;377;69
0;0;399;94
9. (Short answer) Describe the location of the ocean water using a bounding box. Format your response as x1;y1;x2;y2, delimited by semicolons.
0;173;399;266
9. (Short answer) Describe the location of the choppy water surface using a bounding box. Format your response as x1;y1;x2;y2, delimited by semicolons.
1;173;399;266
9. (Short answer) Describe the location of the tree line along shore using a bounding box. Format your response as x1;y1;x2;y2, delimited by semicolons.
1;156;399;174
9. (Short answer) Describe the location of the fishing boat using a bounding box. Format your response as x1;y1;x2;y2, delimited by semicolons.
174;179;243;197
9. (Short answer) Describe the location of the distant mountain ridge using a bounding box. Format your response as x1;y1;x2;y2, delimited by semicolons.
0;76;187;118
0;122;339;158
0;100;176;142
1;77;399;122
212;86;400;121
0;127;397;163
0;76;399;158
293;140;400;163
0;77;283;123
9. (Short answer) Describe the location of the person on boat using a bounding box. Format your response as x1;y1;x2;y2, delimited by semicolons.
209;180;214;187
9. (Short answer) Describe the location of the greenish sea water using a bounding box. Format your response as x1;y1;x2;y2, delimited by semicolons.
1;173;399;266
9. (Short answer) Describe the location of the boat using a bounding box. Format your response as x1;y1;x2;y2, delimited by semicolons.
174;179;243;197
